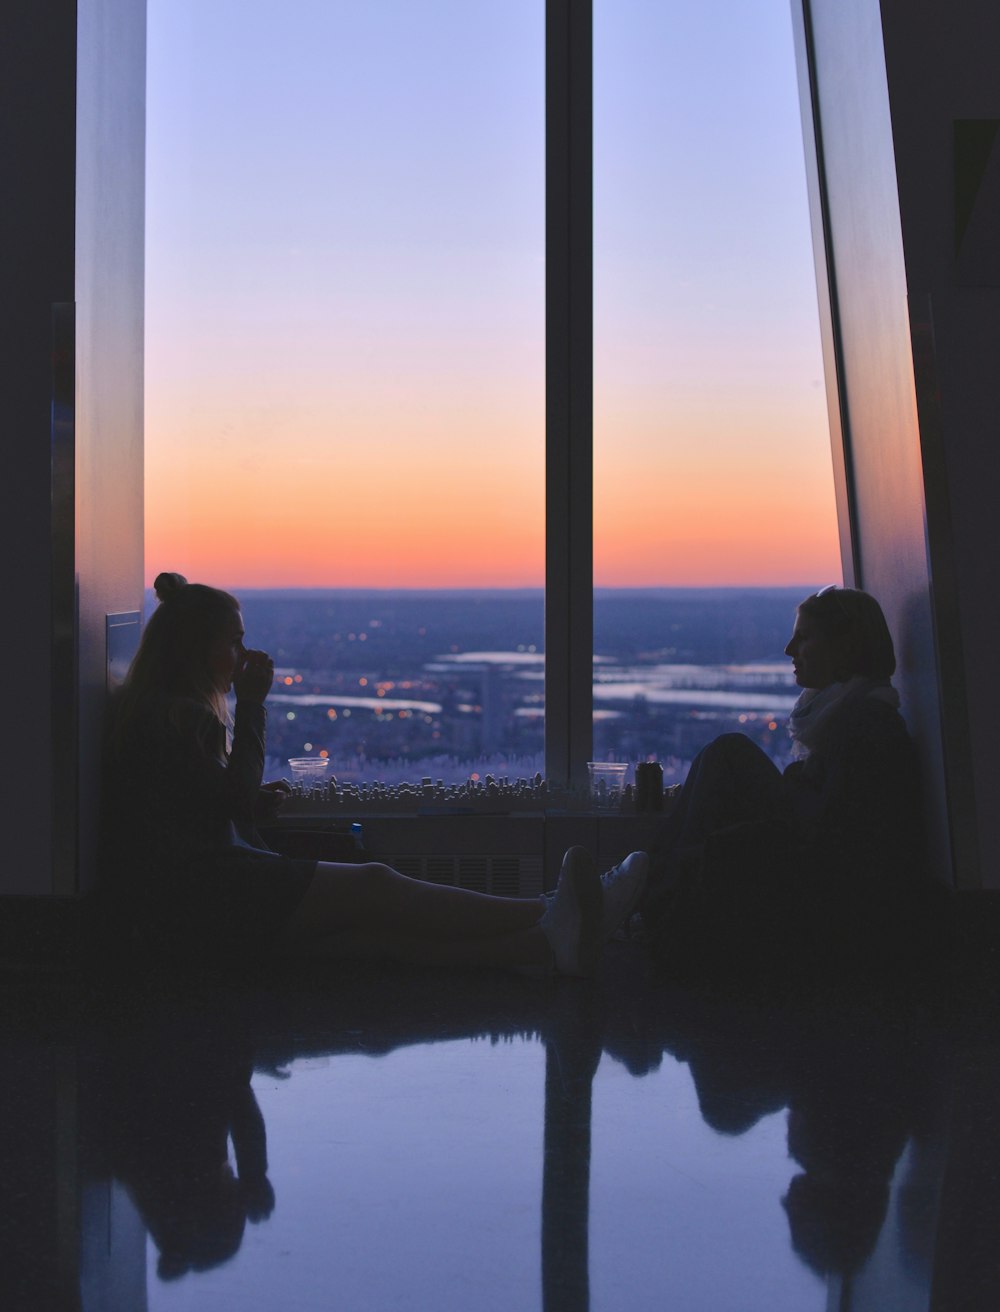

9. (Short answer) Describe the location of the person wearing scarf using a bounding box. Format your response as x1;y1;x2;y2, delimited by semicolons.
640;587;929;980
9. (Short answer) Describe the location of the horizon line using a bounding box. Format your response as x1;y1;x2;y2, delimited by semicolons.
145;582;830;597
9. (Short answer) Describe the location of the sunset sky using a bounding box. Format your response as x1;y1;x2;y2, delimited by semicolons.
144;0;841;590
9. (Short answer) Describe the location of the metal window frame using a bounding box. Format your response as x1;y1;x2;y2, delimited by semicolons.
545;0;593;791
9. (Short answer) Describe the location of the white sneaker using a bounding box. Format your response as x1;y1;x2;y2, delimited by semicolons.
601;851;649;940
540;847;602;977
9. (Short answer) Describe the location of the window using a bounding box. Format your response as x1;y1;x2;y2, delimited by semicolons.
145;0;839;798
590;0;840;779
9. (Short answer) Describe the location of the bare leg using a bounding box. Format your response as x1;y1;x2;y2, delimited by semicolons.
275;861;546;954
272;852;601;976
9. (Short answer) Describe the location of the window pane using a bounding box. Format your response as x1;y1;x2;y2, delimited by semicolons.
593;0;841;782
145;0;545;784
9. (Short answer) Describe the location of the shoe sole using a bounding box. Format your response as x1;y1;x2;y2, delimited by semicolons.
603;851;649;939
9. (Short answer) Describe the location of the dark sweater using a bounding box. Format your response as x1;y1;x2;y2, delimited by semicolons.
650;696;930;979
102;694;315;958
113;695;269;869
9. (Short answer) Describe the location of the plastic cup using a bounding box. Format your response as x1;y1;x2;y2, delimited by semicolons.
288;757;329;793
587;762;628;810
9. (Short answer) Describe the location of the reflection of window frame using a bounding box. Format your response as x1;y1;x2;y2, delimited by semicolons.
545;0;593;791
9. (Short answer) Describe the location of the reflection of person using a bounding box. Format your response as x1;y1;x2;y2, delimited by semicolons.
641;587;927;977
781;1010;918;1280
94;1015;275;1282
103;573;647;975
636;985;918;1281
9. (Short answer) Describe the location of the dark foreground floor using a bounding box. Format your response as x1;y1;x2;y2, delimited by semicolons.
2;941;1000;1312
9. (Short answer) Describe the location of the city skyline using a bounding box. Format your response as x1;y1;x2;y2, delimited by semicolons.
222;586;811;783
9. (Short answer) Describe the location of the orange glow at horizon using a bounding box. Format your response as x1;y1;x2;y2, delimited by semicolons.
145;409;842;589
144;416;548;590
591;389;842;588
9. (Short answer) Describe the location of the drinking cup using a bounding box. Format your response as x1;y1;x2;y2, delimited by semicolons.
288;757;329;793
587;762;628;810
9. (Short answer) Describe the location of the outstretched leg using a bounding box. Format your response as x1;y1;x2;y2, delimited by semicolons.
277;861;545;944
272;849;603;976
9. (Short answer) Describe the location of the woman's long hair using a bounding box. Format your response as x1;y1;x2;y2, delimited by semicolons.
797;586;896;681
111;572;241;758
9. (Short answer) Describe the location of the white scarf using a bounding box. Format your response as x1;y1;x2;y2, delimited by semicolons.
787;677;900;759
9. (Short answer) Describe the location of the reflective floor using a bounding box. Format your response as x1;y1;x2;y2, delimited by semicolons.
3;943;1000;1311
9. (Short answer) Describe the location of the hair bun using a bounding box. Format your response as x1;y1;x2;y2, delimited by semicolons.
153;571;189;602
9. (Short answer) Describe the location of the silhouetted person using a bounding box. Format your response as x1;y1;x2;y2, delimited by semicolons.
640;587;930;980
102;572;646;976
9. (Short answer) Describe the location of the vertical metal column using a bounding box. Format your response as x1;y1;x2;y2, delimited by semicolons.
546;0;593;791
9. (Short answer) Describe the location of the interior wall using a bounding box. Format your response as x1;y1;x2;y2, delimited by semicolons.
74;0;146;892
0;0;144;896
0;3;77;894
878;0;1000;886
795;0;970;885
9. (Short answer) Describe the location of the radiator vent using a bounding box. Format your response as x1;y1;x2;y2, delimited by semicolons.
387;854;543;898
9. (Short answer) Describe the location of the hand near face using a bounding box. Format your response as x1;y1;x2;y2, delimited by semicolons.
233;648;275;704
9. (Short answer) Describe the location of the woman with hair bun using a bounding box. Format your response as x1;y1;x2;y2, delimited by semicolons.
103;573;646;973
640;586;929;978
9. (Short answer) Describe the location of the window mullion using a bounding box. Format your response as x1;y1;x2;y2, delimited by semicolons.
545;0;593;792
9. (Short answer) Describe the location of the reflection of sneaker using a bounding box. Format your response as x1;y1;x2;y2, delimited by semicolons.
601;852;649;940
540;847;602;977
